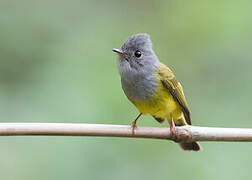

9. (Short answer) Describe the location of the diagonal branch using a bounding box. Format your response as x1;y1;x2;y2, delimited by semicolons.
0;123;252;142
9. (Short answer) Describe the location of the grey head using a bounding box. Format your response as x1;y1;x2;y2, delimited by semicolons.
112;33;161;101
112;33;160;77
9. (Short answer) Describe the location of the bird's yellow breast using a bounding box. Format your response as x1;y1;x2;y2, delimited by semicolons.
131;74;183;120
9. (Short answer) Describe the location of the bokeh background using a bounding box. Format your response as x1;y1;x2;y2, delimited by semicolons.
0;0;252;179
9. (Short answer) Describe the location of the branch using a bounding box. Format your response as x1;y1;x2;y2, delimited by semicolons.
0;123;252;142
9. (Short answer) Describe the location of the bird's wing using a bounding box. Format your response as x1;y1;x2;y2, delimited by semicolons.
158;64;191;125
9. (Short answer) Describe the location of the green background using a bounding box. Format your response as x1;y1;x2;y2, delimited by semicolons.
0;0;252;179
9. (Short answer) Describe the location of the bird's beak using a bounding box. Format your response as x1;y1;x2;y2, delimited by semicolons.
112;48;124;56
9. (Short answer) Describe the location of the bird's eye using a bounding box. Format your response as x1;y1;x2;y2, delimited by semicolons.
134;50;142;58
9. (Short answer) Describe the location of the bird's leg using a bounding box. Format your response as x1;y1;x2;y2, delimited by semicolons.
131;113;142;135
169;115;177;141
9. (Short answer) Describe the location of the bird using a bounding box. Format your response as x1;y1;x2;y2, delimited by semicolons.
112;33;201;151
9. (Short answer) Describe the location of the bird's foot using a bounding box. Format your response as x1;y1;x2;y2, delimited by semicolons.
131;120;137;135
169;116;177;141
131;113;142;135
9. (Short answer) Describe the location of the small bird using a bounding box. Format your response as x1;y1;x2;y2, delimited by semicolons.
112;33;201;151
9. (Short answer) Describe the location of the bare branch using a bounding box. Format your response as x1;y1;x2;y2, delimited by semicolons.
0;123;252;142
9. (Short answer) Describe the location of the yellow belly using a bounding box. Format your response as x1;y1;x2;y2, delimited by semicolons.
131;82;184;123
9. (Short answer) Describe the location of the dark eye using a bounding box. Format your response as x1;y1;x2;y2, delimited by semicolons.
134;50;142;58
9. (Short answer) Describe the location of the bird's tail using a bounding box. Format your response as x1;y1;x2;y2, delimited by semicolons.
179;142;202;151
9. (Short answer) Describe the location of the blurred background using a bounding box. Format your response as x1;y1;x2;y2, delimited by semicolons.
0;0;252;179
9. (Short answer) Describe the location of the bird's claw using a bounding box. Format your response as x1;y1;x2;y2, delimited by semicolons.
169;116;177;141
131;120;137;135
131;113;142;135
